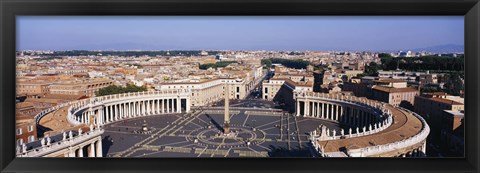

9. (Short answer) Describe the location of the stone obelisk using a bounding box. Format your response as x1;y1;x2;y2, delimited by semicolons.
224;83;230;134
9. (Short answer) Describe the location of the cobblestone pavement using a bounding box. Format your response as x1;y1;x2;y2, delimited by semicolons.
103;108;343;157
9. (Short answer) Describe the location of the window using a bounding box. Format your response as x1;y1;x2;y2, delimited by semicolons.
28;135;35;143
17;139;23;145
16;128;22;135
28;126;34;132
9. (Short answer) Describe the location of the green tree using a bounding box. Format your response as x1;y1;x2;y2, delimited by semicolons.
443;72;464;96
261;59;272;68
95;84;147;96
270;58;310;69
199;61;237;70
378;53;392;58
364;62;382;76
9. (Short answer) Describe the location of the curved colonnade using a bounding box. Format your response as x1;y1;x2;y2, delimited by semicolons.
294;91;430;157
67;90;192;127
18;90;192;157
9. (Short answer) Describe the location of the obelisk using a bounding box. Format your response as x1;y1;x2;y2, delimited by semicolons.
224;83;230;134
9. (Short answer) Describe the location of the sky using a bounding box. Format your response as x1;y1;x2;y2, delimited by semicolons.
16;16;464;51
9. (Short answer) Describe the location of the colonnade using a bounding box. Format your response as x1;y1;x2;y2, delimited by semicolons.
296;99;380;129
396;143;427;157
17;128;104;157
65;138;102;157
74;96;190;126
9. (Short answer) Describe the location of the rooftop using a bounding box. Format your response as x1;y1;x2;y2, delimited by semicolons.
372;85;418;93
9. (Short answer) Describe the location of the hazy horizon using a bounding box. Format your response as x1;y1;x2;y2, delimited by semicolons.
17;16;464;52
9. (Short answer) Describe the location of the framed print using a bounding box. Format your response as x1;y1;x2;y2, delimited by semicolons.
1;0;479;173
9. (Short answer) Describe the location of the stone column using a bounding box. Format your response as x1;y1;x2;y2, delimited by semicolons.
153;100;156;114
112;105;117;121
316;102;320;118
142;101;146;116
119;104;123;119
77;147;83;157
96;139;103;157
422;142;426;154
335;105;339;121
321;102;324;119
88;143;95;157
162;99;165;113
166;99;170;113
105;106;109;123
177;97;181;113
303;100;308;117
147;100;151;115
312;102;316;117
157;99;160;114
122;103;126;119
82;113;86;124
186;98;191;113
295;100;300;116
137;101;141;116
132;102;136;117
97;109;102;126
127;102;130;118
339;106;343;122
69;148;76;157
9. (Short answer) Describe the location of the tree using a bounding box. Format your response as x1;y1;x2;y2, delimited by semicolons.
95;84;147;96
270;58;310;69
378;53;392;58
364;62;382;76
261;59;272;68
443;72;464;96
198;61;237;70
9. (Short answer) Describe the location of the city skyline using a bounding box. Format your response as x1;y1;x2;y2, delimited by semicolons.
17;16;464;52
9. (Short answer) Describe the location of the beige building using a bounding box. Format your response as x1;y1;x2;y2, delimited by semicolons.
156;78;249;107
419;72;438;85
262;78;286;100
49;78;113;97
262;67;315;101
414;92;464;144
371;86;418;108
16;81;51;98
374;78;409;88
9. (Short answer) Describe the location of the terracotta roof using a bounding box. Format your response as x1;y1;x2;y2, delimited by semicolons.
16;113;34;120
374;78;407;83
319;104;423;154
372;86;418;93
429;97;463;105
284;79;313;87
16;102;34;109
25;98;65;104
426;92;448;96
43;94;86;101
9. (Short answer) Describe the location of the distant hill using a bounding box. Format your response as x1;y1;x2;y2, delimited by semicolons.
410;44;464;53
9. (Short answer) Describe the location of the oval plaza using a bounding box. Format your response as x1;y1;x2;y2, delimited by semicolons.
17;79;429;157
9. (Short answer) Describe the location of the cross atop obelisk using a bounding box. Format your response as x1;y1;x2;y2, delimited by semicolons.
224;83;230;134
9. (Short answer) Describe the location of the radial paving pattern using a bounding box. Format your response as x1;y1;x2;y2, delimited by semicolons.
102;108;343;157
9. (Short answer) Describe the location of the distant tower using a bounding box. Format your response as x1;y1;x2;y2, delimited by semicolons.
224;83;230;134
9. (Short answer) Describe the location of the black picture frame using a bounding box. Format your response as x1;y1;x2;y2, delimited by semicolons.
1;0;479;173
